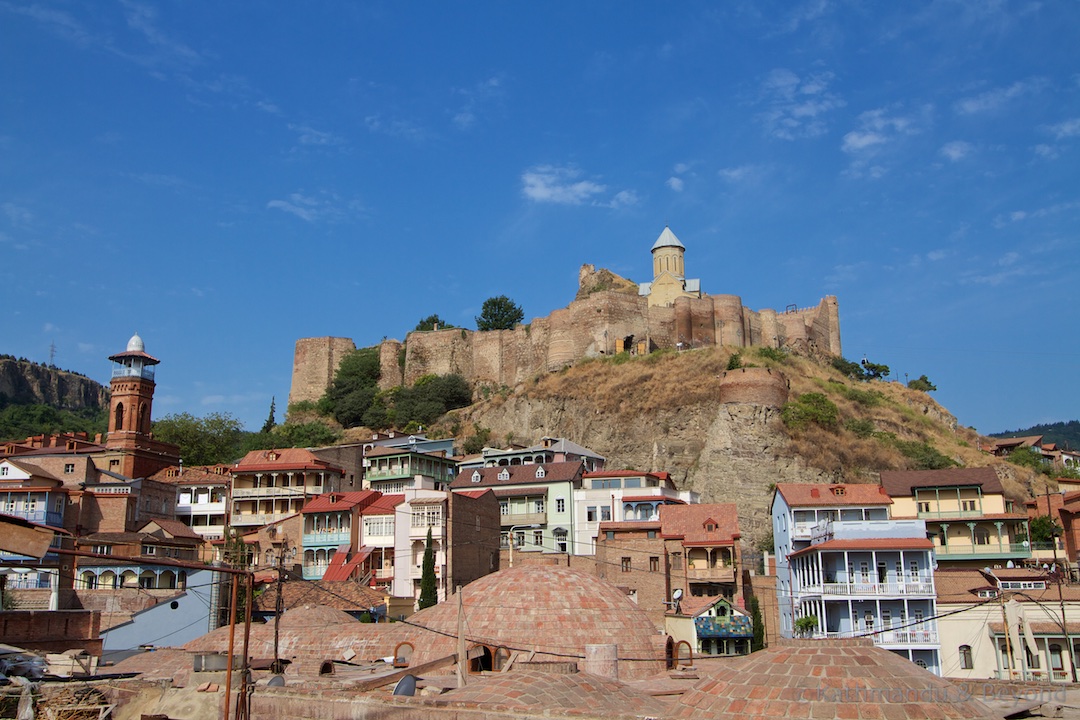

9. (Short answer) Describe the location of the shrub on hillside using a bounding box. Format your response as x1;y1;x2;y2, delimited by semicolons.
781;393;839;431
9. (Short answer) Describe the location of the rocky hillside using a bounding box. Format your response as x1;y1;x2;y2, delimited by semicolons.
434;346;1034;544
0;358;108;410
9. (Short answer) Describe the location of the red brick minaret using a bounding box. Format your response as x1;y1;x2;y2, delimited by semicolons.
105;333;177;477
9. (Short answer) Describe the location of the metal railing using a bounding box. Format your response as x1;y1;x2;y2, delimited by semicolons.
802;580;935;596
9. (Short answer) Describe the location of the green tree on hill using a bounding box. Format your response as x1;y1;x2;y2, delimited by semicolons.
414;314;456;332
476;295;524;331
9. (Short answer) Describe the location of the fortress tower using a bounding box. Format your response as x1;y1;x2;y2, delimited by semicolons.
103;333;179;478
639;226;702;307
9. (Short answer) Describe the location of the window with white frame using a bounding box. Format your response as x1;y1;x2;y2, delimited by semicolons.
411;504;443;528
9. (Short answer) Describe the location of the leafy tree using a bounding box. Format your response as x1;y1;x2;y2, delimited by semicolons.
418;527;438;610
750;596;765;652
1030;515;1063;543
476;295;524;331
781;393;839;431
907;375;937;393
153;412;245;465
319;348;381;428
0;404;106;440
830;356;866;381
414;314;455;332
793;615;818;638
860;359;890;381
261;396;277;434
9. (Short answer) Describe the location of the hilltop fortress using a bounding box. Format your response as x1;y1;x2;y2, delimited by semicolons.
289;227;841;406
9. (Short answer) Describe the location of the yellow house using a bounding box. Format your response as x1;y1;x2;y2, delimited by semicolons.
937;567;1080;683
881;468;1030;567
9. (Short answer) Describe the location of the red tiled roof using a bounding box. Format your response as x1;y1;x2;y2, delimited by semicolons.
599;520;662;532
322;547;373;582
454;489;491;499
775;482;892;507
659;503;740;544
362;493;404;515
880;466;1004;496
449;461;584;489
233;448;343;474
300;490;380;514
788;537;934;558
141;518;203;541
149;464;232;485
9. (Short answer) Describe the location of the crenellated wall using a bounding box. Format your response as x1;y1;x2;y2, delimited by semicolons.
288;280;841;405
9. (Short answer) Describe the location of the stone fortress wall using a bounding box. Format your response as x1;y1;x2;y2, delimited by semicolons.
288;229;840;407
288;280;839;406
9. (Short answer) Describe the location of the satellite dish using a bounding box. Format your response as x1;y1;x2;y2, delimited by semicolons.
392;674;417;696
672;588;683;602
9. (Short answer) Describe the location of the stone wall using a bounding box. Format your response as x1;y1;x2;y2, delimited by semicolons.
287;337;356;406
288;287;841;405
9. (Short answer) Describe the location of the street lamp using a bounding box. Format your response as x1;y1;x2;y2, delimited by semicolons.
507;524;540;568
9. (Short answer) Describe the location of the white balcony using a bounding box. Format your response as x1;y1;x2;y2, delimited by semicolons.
232;486;323;499
800;580;935;597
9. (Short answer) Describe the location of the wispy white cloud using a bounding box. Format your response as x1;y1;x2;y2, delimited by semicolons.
1033;143;1059;160
666;177;684;192
758;68;845;140
521;165;607;205
452;75;504;130
364;115;426;141
266;191;365;223
841;105;927;177
939;140;973;162
2;202;34;226
127;172;191;189
954;78;1046;115
992;199;1080;227
288;123;346;148
1045;117;1080;140
718;165;764;183
120;0;201;67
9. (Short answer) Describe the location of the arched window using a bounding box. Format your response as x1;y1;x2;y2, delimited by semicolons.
1050;644;1063;672
393;642;414;668
959;645;973;670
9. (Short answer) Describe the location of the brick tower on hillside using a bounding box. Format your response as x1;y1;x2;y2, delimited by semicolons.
103;332;180;478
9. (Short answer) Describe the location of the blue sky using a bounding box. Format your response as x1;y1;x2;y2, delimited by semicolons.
2;1;1078;436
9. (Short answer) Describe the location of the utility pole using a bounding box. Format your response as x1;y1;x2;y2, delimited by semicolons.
456;585;467;688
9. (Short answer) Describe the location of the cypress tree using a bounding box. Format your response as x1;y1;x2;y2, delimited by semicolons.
418;527;438;609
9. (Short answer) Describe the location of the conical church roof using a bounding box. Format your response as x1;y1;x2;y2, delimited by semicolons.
651;225;685;251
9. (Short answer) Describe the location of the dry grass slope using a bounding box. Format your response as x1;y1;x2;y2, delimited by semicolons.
440;345;1037;501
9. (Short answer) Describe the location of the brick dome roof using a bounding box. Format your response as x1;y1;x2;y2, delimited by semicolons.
408;565;668;680
438;667;669;718
672;639;998;720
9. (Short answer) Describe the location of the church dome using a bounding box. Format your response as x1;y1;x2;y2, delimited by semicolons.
126;332;145;353
651;225;685;251
408;564;668;679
